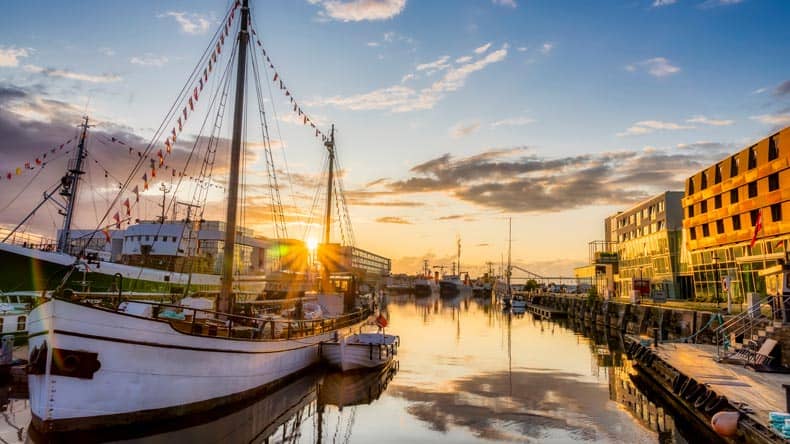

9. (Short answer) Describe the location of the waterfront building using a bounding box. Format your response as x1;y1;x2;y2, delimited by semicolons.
682;126;790;302
574;240;618;298
319;243;392;285
608;191;693;300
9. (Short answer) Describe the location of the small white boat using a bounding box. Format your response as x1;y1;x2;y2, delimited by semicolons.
511;294;526;309
321;325;399;372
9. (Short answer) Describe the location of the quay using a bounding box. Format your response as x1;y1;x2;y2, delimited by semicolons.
522;292;790;443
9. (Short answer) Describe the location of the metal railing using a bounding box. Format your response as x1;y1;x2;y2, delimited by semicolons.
714;294;779;361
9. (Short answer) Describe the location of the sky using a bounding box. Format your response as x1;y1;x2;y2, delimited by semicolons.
1;0;789;277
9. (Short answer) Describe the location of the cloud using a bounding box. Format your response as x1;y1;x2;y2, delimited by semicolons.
474;43;492;54
492;0;517;7
308;0;406;22
700;0;744;7
437;214;466;221
491;116;535;127
652;0;677;6
516;46;528;52
455;56;472;64
539;42;554;55
774;80;790;97
375;143;732;214
375;216;412;224
450;121;481;138
23;65;122;83
311;44;508;112
159;11;211;35
750;113;790;128
617;119;694;136
400;73;415;83
686;115;734;126
98;47;116;57
130;54;169;67
0;47;30;67
416;55;450;73
626;57;680;78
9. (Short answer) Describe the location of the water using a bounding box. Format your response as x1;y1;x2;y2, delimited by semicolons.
0;294;706;443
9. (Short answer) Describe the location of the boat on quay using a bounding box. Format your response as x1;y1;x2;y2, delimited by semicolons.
24;0;373;432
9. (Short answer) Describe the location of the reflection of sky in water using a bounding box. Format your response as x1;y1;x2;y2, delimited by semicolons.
355;295;655;443
0;295;664;443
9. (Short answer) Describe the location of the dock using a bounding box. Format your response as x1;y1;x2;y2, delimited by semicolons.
627;338;790;443
525;302;567;319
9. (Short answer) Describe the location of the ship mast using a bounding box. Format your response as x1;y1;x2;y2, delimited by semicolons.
56;116;90;253
507;217;512;297
321;125;335;293
218;0;250;313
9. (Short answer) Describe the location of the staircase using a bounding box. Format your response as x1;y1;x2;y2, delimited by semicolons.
715;295;790;364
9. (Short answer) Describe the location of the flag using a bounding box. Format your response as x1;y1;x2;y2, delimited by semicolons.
142;173;148;190
123;198;131;216
158;150;164;166
35;158;42;165
375;314;388;328
216;42;221;55
171;128;177;143
165;139;172;153
15;167;21;175
182;107;187;121
273;72;278;82
193;87;199;102
178;117;183;132
102;228;111;242
750;210;763;249
113;212;121;229
203;69;208;83
208;58;213;73
189;97;194;111
6;173;11;180
151;167;156;178
25;162;31;169
133;185;140;202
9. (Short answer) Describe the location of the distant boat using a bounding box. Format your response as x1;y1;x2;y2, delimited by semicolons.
439;274;467;297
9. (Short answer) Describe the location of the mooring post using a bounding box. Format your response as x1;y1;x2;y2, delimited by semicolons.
1;335;13;364
783;384;790;412
653;327;659;348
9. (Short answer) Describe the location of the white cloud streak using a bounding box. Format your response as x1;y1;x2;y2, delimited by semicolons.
491;116;535;127
160;11;211;35
687;115;734;126
23;65;122;83
626;57;680;77
130;54;169;67
450;121;481;138
308;0;406;22
617;120;694;136
0;47;30;67
751;113;790;127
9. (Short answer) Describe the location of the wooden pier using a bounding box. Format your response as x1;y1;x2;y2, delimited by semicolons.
525;303;567;320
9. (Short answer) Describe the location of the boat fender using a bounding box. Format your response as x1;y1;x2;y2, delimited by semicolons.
711;411;739;437
672;374;688;394
679;378;697;397
684;384;706;402
694;388;715;410
28;341;48;375
705;395;729;415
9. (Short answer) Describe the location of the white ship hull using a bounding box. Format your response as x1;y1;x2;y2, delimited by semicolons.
27;298;362;432
321;333;398;372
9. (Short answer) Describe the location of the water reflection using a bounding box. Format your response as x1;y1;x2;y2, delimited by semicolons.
0;293;709;443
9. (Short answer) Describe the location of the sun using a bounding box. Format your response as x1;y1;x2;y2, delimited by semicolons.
306;236;319;254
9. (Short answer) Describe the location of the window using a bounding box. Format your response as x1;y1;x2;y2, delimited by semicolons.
690;227;697;240
688;178;695;194
730;156;739;176
715;164;722;184
732;215;741;230
145;236;150;241
748;182;757;198
748;146;757;169
715;195;722;209
716;220;724;234
17;316;26;331
772;204;782;222
701;171;708;189
688;205;695;217
701;200;708;213
750;210;759;225
702;224;710;237
154;236;158;241
769;173;779;191
730;189;739;204
769;135;779;161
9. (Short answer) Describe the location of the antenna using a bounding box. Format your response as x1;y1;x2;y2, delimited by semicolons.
158;182;171;223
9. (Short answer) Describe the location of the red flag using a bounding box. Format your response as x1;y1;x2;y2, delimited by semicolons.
133;185;140;202
25;162;31;169
750;210;763;249
273;72;278;82
216;42;221;55
102;228;111;242
203;69;208;83
158;150;164;166
193;87;199;102
375;314;388;328
165;139;172;153
182;107;187;121
178;117;183;132
208;58;213;73
35;158;42;165
6;173;11;180
151;167;156;178
113;212;121;229
123;198;131;216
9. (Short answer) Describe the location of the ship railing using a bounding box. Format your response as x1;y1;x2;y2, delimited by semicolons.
108;299;372;341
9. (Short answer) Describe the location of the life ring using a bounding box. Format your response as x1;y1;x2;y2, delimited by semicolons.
672;374;688;394
684;384;706;402
695;389;715;410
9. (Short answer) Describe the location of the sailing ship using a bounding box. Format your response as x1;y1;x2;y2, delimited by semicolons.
25;0;371;432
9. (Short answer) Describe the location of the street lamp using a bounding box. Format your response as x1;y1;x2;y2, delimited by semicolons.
712;255;720;309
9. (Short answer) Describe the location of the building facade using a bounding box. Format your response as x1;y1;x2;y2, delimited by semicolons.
609;191;693;299
682;127;790;302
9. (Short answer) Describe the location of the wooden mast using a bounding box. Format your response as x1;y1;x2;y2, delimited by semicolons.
56;116;90;253
321;125;335;293
218;0;250;313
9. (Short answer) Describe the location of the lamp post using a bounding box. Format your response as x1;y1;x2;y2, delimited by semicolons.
712;255;720;309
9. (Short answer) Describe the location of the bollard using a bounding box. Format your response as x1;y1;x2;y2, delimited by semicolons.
1;335;13;365
653;327;659;348
784;384;790;412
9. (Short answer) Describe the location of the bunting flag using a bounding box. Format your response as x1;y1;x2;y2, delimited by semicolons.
203;69;208;83
133;185;140;202
182;107;187;121
273;72;278;82
151;167;156;178
165;139;172;153
193;87;199;102
123;198;131;216
189;97;194;111
750;210;763;249
157;150;164;166
102;228;111;242
113;212;121;229
142;173;149;190
171;128;177;144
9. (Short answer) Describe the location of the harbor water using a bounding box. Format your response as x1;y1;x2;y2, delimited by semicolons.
0;293;714;443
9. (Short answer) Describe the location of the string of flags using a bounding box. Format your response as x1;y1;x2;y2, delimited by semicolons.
249;23;329;143
104;1;240;230
5;138;74;181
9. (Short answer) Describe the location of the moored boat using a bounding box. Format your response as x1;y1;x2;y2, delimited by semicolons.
320;326;399;372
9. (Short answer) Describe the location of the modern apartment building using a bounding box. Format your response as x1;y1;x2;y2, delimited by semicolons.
608;191;693;299
682;126;790;302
